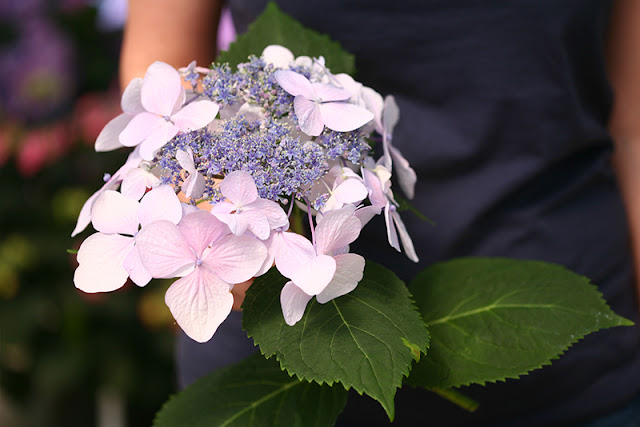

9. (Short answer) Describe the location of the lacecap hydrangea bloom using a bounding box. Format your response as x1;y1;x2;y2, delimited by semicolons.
72;45;418;342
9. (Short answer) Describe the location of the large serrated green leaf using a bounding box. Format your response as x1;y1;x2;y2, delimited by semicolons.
242;262;430;421
153;354;347;427
217;2;355;75
406;257;633;389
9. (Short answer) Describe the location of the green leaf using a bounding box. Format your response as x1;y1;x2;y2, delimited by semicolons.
153;354;347;427
242;262;430;421
217;2;356;75
406;257;633;389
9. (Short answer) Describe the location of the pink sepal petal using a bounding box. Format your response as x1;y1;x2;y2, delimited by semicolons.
141;62;183;116
72;149;142;237
119;112;164;147
165;266;234;343
91;190;140;236
183;172;206;200
280;281;313;326
181;203;200;216
210;204;249;237
139;121;179;161
121;167;160;201
178;211;229;258
121;78;144;114
274;70;315;98
316;253;365;304
123;245;152;287
354;205;381;228
319;102;374;132
384;204;401;252
172;100;219;131
138;185;182;227
246;199;288;230
311;82;351;102
392;210;419;262
202;234;267;284
135;220;195;278
294;96;324;136
333;178;368;206
383;95;400;134
315;208;362;256
291;254;336;296
271;231;316;279
255;234;276;277
389;145;417;200
74;233;132;293
220;170;258;207
95;113;131;152
237;209;271;240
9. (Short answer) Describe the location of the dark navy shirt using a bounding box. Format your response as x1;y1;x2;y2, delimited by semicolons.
178;1;640;425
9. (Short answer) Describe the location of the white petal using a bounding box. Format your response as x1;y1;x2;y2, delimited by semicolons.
245;199;288;230
271;231;316;279
311;82;351;103
294;96;324;136
202;234;267;284
316;253;365;303
176;148;196;174
141;61;183;116
385;204;401;252
354;205;381;228
178;211;229;257
74;233;133;293
262;45;294;68
183;171;206;200
172;100;219;132
319;102;374;132
121;167;159;201
333;178;368;206
165;266;234;343
138;185;182;227
91;190;140;236
121;78;144;114
95;113;131;152
280;281;313;326
291;255;337;296
383;95;400;135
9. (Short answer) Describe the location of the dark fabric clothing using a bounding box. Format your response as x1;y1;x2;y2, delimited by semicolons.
178;0;640;425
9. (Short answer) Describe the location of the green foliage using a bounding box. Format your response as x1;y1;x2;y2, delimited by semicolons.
153;354;347;427
242;262;430;421
406;257;633;389
217;2;356;75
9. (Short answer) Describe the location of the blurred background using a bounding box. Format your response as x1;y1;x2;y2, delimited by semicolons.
0;1;234;425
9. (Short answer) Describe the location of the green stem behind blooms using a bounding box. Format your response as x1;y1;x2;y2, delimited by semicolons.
290;200;306;236
429;388;479;413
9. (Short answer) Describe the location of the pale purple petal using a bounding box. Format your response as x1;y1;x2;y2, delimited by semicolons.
244;199;288;230
178;211;228;258
202;234;267;284
119;112;165;147
255;234;276;277
91;190;140;236
121;78;144;114
139;120;180;161
172;100;219;132
138;185;182;227
136;220;195;278
361;87;384;133
316;253;365;304
238;209;271;240
384;204;401;252
141;62;183;116
319;102;374;132
383;95;400;135
332;178;368;206
72;149;142;237
74;233;133;293
294;96;324;136
181;203;200;216
290;254;336;296
219;170;258;207
362;168;387;208
270;231;316;279
315;207;362;256
123;245;152;287
311;82;351;102
280;281;313;326
95;113;131;152
121;167;160;201
211;208;249;236
354;205;381;228
389;145;417;200
392;210;419;262
274;70;315;98
165;266;234;343
183;171;206;200
176;148;195;173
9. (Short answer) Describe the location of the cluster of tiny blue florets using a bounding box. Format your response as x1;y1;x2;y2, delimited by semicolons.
203;56;295;118
315;129;371;164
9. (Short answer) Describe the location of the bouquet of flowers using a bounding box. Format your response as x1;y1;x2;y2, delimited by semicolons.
71;4;632;425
